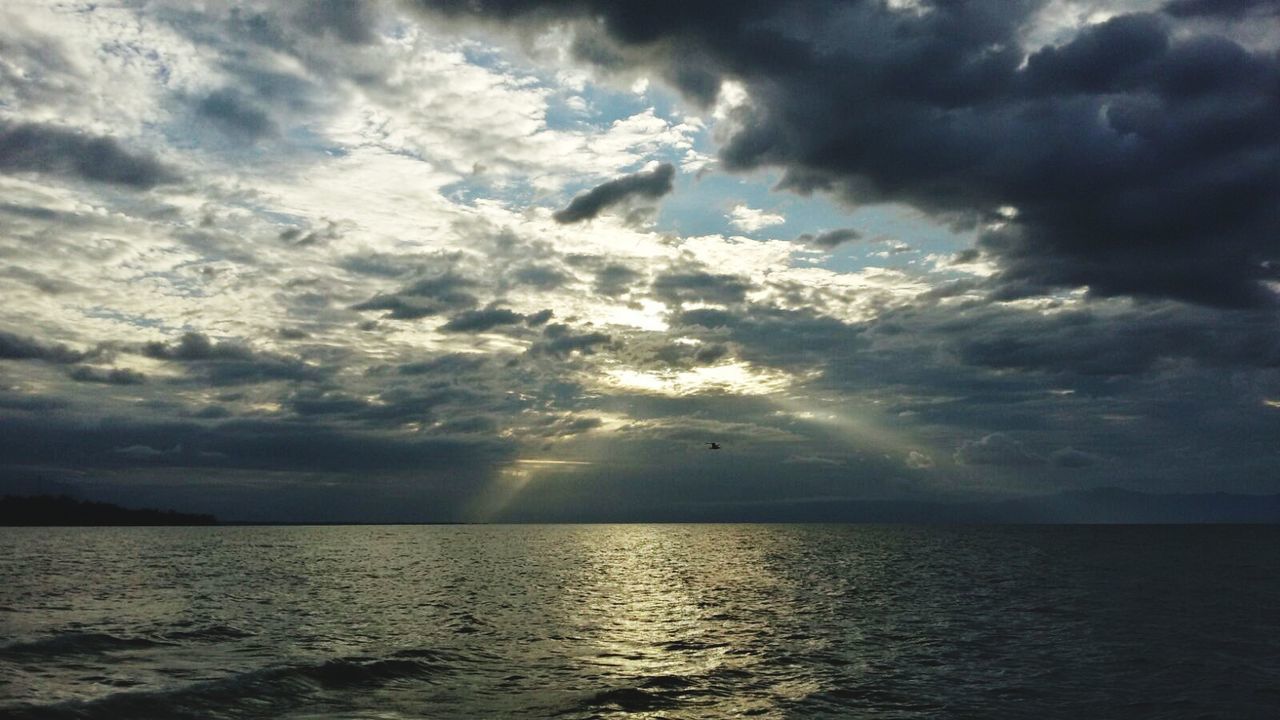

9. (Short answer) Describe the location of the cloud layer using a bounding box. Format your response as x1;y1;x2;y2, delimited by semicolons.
0;1;1275;521
418;0;1280;307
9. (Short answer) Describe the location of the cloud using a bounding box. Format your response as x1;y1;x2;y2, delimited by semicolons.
351;272;480;320
142;333;322;386
397;353;488;376
0;121;177;188
280;220;343;247
797;228;862;250
727;204;785;233
954;303;1280;376
954;433;1043;466
441;307;525;332
1163;0;1280;18
0;266;83;295
69;366;146;385
0;331;93;364
142;333;253;362
114;444;179;459
524;308;554;326
1049;447;1103;468
553;163;675;223
511;265;571;290
592;263;643;297
417;1;1280;307
196;89;277;141
528;323;611;358
291;0;381;44
1;2;1277;520
652;270;751;307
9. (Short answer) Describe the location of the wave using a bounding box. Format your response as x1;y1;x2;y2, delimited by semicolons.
566;674;707;715
582;686;683;713
0;632;172;658
1;624;256;659
160;624;255;642
1;651;458;720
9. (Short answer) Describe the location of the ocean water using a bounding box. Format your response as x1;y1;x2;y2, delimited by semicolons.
1;525;1277;719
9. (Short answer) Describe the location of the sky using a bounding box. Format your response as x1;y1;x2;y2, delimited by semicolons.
0;0;1277;522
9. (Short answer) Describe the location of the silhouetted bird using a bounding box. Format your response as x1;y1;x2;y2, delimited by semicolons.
706;442;721;450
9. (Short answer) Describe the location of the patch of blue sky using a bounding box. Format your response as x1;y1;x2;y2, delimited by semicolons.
441;173;544;209
451;41;977;267
458;42;512;75
657;169;972;272
544;80;650;132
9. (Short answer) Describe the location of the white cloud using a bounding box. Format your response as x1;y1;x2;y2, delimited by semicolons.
727;203;785;232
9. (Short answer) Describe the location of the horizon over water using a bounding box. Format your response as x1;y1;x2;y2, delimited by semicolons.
2;524;1277;719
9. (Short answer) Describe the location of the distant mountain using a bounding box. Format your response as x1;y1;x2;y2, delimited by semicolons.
0;495;217;526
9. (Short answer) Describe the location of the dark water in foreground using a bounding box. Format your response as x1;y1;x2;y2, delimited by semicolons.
1;525;1277;719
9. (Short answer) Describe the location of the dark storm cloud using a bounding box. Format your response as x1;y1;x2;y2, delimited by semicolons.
526;413;602;438
397;353;488;376
415;1;1280;307
528;323;611;358
552;163;675;223
351;272;480;319
694;343;730;364
353;387;484;426
286;389;369;416
68;366;146;385
953;304;1280;376
593;263;642;297
340;251;426;277
524;308;555;326
441;306;525;332
1049;447;1102;468
511;265;571;290
0;414;508;475
143;333;255;362
652;270;751;306
292;0;380;44
636;340;732;371
674;305;864;371
796;228;862;250
0;121;178;189
0;330;95;364
280;220;342;247
350;295;441;320
142;332;323;385
196;89;278;140
1163;0;1280;18
955;433;1043;466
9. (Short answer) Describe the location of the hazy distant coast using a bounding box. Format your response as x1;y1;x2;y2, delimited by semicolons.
0;495;216;526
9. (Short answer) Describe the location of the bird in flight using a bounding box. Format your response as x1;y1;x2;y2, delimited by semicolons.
706;442;721;450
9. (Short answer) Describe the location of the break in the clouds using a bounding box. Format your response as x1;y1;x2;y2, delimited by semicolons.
420;0;1279;308
0;1;1276;522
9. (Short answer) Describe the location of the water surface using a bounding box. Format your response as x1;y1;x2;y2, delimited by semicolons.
2;525;1277;718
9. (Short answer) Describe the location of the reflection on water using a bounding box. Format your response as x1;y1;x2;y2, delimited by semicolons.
2;524;1279;719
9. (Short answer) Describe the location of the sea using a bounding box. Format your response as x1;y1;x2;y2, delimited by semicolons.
1;524;1277;719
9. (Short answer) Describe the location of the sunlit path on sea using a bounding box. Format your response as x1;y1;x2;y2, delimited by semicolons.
4;524;1279;719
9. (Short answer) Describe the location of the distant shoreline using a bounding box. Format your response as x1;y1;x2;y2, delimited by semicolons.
4;489;1280;526
0;495;216;526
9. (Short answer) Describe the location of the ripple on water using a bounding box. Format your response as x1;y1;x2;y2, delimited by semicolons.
2;525;1278;719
